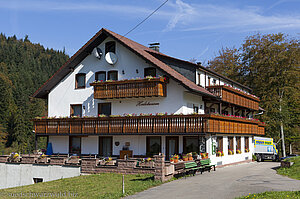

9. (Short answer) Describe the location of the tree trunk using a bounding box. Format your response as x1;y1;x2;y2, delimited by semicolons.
289;143;292;155
280;121;286;157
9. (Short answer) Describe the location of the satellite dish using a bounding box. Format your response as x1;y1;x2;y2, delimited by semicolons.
92;47;103;60
105;52;118;65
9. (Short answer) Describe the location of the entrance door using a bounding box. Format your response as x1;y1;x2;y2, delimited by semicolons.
166;136;179;160
99;137;112;157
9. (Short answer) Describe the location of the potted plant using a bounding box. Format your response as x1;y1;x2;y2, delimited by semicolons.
216;151;224;157
192;152;198;160
236;149;242;154
173;154;179;163
245;148;249;153
228;149;234;155
200;153;208;159
182;155;188;161
187;153;193;161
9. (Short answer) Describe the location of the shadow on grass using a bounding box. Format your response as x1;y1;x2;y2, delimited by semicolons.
130;176;154;182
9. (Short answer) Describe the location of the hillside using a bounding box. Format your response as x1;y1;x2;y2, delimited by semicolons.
0;34;69;153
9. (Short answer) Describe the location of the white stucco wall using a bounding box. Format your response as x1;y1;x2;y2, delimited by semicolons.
81;136;98;154
209;135;254;166
49;136;69;154
0;163;80;189
48;36;205;118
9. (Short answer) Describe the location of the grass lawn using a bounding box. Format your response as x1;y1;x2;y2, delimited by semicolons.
277;156;300;180
0;173;165;199
237;191;300;199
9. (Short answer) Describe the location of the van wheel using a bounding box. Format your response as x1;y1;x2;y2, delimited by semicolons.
257;155;262;162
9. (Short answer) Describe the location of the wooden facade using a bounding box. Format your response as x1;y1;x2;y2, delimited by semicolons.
207;85;260;110
34;114;265;136
90;77;167;99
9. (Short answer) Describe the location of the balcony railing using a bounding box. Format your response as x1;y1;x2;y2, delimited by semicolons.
90;77;167;99
33;114;265;136
207;85;260;110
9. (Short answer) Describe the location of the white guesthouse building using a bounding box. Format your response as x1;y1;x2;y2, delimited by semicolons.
33;28;265;166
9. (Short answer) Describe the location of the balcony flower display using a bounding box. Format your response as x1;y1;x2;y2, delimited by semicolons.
245;148;249;153
228;149;234;155
236;149;242;154
216;151;224;157
200;153;208;159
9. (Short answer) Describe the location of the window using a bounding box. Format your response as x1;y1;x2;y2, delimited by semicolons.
95;71;106;82
107;71;118;81
70;104;82;117
245;137;249;151
208;77;211;86
75;73;86;89
236;136;241;152
210;108;215;113
197;73;201;85
99;137;112;157
193;105;199;113
216;137;223;152
105;41;116;54
144;67;156;77
228;137;234;151
33;178;43;184
146;136;161;156
69;136;81;154
183;136;199;154
98;103;111;116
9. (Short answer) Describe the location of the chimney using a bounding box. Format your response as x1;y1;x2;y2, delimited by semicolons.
149;43;160;52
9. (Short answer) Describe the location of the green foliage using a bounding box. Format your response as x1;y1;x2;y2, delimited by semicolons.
236;191;300;199
0;173;163;199
0;33;69;152
208;33;300;153
277;156;300;180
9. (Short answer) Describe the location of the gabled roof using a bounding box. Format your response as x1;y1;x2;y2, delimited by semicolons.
33;28;216;99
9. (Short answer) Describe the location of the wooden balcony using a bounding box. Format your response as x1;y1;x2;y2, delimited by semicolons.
90;77;167;99
207;85;260;110
33;114;265;136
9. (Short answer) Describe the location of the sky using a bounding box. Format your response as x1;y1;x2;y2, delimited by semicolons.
0;0;299;64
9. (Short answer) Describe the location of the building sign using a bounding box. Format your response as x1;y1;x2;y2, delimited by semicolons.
136;101;159;106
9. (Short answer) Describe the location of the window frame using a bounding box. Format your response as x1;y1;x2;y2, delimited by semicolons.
98;103;111;116
146;136;161;156
228;137;234;150
75;73;86;89
69;136;81;155
107;70;118;81
216;136;223;152
70;104;82;117
95;71;106;82
183;136;199;154
99;136;113;156
144;67;156;77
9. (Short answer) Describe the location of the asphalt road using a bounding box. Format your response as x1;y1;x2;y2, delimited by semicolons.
126;162;300;199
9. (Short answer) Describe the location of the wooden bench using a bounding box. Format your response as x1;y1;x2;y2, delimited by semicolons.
199;159;216;174
184;161;202;176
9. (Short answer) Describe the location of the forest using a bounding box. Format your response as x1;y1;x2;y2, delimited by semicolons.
0;32;298;155
0;34;69;153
